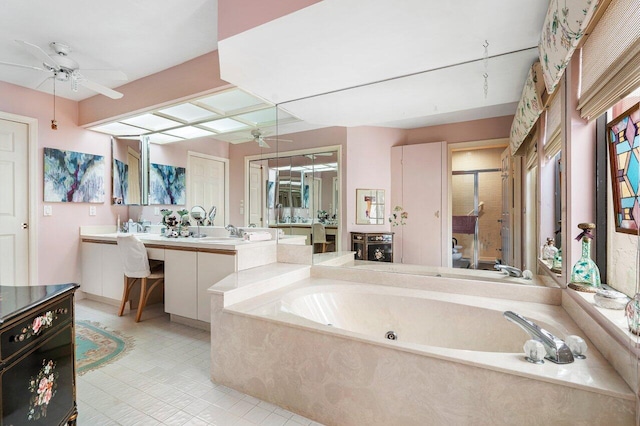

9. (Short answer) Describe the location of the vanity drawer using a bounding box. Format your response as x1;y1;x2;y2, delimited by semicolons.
0;297;72;363
147;247;165;260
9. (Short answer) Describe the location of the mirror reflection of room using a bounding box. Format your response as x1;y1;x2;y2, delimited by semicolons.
111;137;142;205
247;149;339;252
451;146;504;270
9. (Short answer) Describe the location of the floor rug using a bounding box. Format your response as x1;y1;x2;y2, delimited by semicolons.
75;320;134;375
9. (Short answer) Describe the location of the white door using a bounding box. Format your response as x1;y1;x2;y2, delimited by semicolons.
188;153;227;226
0;119;29;285
396;143;445;266
249;163;263;226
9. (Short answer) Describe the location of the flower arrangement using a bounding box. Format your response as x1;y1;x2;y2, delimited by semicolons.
389;206;408;226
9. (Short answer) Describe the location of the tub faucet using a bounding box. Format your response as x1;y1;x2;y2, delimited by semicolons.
503;311;574;364
494;263;523;278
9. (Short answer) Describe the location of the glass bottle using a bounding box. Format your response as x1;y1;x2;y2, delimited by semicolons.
570;223;601;289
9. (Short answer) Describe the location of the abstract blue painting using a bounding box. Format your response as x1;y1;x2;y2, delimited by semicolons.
112;159;128;205
149;163;186;205
44;148;105;203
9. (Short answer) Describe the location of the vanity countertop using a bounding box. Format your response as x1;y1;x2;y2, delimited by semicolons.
80;232;276;252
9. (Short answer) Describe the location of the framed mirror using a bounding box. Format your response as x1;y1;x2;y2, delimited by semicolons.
356;189;385;225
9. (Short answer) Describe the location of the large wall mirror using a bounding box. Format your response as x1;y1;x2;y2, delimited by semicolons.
271;65;552;288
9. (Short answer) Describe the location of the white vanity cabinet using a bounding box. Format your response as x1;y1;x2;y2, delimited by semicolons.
80;234;276;324
164;249;198;319
162;249;236;322
81;242;124;300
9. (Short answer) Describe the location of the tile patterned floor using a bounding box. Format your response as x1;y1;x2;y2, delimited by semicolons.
75;299;323;426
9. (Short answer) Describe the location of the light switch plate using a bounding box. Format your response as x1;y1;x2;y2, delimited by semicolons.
43;205;52;216
154;207;160;216
89;206;96;216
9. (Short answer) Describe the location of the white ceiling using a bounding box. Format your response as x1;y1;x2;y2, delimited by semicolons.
0;0;550;135
219;0;548;129
0;0;217;101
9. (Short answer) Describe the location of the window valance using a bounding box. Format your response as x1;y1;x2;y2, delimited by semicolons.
539;0;600;95
510;62;545;155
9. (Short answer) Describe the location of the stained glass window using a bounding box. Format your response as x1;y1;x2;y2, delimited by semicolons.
608;103;640;234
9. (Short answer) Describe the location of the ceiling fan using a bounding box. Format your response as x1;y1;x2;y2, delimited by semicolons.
251;128;293;148
0;40;127;99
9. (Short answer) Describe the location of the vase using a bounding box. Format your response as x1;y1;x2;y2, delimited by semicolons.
570;223;601;289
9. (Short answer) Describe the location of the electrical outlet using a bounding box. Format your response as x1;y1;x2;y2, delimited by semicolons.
154;207;160;216
43;205;52;216
89;206;96;216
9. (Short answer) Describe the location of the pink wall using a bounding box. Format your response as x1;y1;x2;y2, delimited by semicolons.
218;0;321;40
0;81;124;285
346;126;405;242
405;115;513;145
78;51;230;126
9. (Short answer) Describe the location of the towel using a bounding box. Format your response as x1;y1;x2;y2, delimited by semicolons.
243;231;273;241
452;215;477;234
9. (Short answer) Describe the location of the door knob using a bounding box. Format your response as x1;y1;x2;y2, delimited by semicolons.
21;223;28;229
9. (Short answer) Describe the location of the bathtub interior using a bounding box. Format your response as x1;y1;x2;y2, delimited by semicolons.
249;285;565;353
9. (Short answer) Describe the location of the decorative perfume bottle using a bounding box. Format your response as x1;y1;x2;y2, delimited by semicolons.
570;223;601;290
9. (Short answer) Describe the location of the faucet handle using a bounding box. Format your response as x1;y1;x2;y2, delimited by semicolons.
523;339;546;364
565;335;587;359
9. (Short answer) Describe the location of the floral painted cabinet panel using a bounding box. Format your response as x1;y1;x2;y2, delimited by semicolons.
351;232;394;263
0;284;78;425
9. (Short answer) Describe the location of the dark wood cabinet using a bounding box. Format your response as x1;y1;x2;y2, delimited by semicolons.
0;283;79;426
351;232;394;262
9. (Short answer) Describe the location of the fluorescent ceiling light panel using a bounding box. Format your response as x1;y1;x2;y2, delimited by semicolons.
148;134;184;144
200;118;248;133
158;103;219;122
164;126;214;139
198;89;266;113
121;114;182;131
89;122;148;136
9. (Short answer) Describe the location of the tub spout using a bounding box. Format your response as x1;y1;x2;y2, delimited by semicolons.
503;311;574;364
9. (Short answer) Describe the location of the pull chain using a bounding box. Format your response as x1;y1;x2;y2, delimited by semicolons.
483;40;489;99
51;75;58;130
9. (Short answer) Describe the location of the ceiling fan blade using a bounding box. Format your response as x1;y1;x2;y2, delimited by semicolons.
78;78;123;99
265;138;294;143
15;40;59;68
0;60;45;71
35;76;53;90
81;69;128;81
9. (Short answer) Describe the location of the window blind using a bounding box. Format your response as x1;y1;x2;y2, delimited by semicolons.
545;84;562;160
578;0;640;120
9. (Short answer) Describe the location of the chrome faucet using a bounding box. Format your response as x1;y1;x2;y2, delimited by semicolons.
494;263;524;278
225;224;242;237
503;311;574;364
